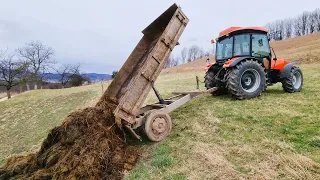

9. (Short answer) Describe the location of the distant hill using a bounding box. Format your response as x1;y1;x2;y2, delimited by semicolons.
42;73;111;83
82;73;112;81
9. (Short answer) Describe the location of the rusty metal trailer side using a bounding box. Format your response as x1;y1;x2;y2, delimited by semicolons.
99;4;189;125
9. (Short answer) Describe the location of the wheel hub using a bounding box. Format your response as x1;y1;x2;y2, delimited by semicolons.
240;69;261;93
293;71;302;89
244;77;252;86
292;76;297;85
152;117;167;134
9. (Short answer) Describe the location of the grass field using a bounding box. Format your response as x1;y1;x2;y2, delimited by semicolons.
0;82;110;165
0;65;319;179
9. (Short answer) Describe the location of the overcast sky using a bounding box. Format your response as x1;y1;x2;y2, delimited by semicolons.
0;0;319;74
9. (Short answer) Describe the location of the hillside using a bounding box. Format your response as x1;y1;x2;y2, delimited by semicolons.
162;32;320;74
1;33;320;179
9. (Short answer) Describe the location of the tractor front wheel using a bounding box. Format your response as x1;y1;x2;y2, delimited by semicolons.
227;60;266;99
282;66;303;93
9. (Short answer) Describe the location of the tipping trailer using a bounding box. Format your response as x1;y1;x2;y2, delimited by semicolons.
98;4;216;141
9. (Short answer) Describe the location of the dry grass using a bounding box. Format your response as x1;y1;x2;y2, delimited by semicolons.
1;33;320;179
1;64;320;179
0;82;110;165
127;64;320;180
0;93;6;99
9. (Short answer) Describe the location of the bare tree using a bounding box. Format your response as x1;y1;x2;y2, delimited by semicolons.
275;20;285;40
266;8;320;39
204;50;211;57
198;47;205;59
112;70;118;79
308;10;318;33
165;55;179;68
284;18;293;38
54;64;80;88
17;41;55;90
266;22;275;40
180;47;188;64
187;45;200;62
0;50;28;99
301;12;309;35
172;56;179;67
294;16;303;36
314;9;320;32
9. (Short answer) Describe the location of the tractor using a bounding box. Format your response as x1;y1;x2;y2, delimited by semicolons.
205;26;303;99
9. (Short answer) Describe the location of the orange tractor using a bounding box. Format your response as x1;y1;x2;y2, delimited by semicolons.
205;26;303;99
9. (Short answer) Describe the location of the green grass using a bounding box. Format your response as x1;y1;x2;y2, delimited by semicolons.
126;143;184;180
0;82;110;165
0;64;320;179
130;64;320;179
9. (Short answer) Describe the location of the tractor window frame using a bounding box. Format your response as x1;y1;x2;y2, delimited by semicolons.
215;31;271;61
233;34;251;57
216;36;233;60
251;33;271;58
216;34;251;61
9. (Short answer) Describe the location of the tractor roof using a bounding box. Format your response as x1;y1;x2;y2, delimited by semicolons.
218;26;268;39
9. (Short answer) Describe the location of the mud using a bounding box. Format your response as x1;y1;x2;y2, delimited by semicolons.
0;105;140;180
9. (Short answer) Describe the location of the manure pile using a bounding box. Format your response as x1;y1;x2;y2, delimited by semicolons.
0;101;140;180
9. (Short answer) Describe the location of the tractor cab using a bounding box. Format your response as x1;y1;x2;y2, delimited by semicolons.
205;26;303;99
214;26;271;66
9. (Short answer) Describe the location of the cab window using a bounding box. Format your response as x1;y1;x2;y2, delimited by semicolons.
216;37;233;60
252;34;270;58
234;34;250;56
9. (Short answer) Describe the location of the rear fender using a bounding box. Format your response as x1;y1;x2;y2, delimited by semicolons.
207;62;221;74
205;62;217;71
280;62;296;78
223;57;264;68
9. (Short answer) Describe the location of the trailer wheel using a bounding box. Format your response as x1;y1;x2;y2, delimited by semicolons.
144;110;172;142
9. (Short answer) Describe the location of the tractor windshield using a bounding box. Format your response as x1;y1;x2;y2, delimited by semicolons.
216;34;250;60
216;37;233;60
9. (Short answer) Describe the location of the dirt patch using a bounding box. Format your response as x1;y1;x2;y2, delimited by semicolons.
0;104;140;179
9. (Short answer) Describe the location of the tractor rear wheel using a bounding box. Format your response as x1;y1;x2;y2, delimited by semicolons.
282;66;303;93
205;70;227;95
227;60;266;99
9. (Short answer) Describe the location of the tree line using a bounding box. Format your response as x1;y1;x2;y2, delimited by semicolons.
165;44;214;68
266;8;320;41
0;41;88;99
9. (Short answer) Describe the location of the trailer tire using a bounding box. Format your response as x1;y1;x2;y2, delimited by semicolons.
144;110;172;142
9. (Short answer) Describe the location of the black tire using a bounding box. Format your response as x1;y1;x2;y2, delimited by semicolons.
204;71;215;89
282;66;303;93
204;70;227;95
226;60;266;99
